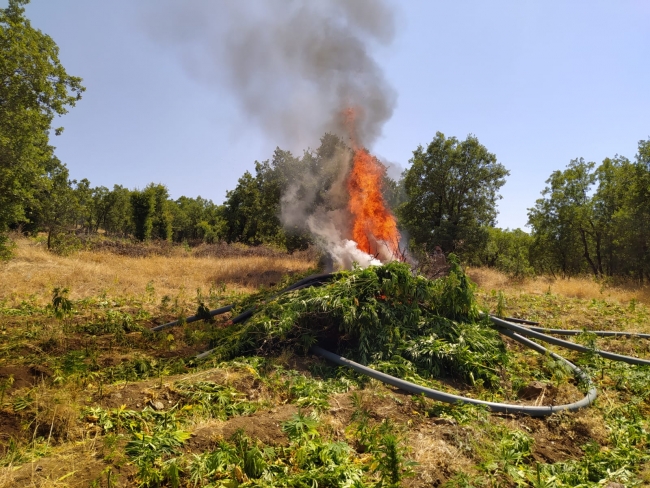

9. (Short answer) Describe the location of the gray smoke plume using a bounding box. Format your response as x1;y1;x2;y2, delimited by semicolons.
142;0;399;268
140;0;397;149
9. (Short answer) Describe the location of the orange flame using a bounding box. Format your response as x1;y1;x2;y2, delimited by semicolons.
344;108;400;258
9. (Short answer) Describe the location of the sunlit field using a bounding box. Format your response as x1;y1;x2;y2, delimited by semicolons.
469;266;650;305
0;236;318;305
1;240;650;487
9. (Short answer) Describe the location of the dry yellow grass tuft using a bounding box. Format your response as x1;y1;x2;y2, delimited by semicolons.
468;266;650;305
0;236;318;305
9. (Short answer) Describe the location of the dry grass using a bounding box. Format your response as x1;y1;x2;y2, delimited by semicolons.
468;266;650;305
0;440;110;488
407;429;476;485
0;236;318;305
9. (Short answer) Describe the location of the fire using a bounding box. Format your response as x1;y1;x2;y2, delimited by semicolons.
344;108;401;259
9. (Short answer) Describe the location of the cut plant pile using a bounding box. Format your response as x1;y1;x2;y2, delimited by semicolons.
1;245;650;486
213;259;501;373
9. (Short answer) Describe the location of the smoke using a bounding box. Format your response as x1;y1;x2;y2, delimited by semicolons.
140;0;397;150
278;139;397;269
142;0;399;268
278;139;365;269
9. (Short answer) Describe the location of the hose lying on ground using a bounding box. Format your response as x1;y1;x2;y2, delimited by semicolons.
490;316;650;367
312;338;597;416
502;316;650;339
151;273;334;332
153;272;649;416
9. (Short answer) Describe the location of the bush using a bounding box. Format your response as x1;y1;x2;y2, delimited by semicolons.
49;232;85;256
0;232;15;261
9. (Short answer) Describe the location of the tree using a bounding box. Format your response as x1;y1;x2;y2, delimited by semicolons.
528;158;594;276
221;134;355;251
73;178;93;233
103;185;132;237
30;158;79;250
146;183;173;241
0;0;84;250
130;189;154;241
88;185;111;234
527;159;598;277
172;195;225;243
482;227;534;278
527;143;650;282
398;132;509;259
625;138;650;282
381;173;406;211
130;184;173;241
592;155;634;277
222;171;263;245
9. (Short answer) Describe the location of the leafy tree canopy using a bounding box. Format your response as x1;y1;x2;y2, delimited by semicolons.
527;139;650;282
398;132;509;259
0;0;84;231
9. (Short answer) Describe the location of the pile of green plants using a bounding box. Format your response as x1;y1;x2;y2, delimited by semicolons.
205;256;507;387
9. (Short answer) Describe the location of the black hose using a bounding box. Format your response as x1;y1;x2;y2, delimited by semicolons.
152;272;337;332
503;317;650;339
502;316;650;339
490;316;650;367
311;340;596;416
500;316;542;325
151;305;233;332
524;325;650;339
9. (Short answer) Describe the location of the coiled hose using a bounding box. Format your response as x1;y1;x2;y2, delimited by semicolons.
152;273;650;416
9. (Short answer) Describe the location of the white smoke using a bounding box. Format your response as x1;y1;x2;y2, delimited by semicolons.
306;216;381;269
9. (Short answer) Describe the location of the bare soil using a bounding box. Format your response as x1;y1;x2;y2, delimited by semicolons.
0;365;51;393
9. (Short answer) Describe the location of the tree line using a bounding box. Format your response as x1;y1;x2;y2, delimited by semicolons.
526;144;650;282
2;0;649;283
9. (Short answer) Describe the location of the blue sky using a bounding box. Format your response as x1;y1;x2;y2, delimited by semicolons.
11;0;650;230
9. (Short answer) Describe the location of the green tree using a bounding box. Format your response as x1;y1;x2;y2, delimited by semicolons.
73;177;93;233
146;183;173;241
103;185;132;237
31;159;79;250
382;174;406;211
222;171;263;245
172;195;225;243
527;159;597;277
255;148;313;249
398;132;509;259
482;227;534;278
221;135;352;251
528;143;650;282
88;185;111;234
592;155;635;277
0;0;84;251
130;189;154;241
129;184;172;242
625;138;650;282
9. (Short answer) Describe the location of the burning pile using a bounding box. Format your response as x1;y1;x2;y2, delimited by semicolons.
345;108;401;261
280;107;403;270
146;0;404;269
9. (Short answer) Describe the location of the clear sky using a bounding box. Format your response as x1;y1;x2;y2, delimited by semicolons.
9;0;650;230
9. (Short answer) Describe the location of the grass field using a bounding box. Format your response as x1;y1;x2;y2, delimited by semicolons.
1;237;650;487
